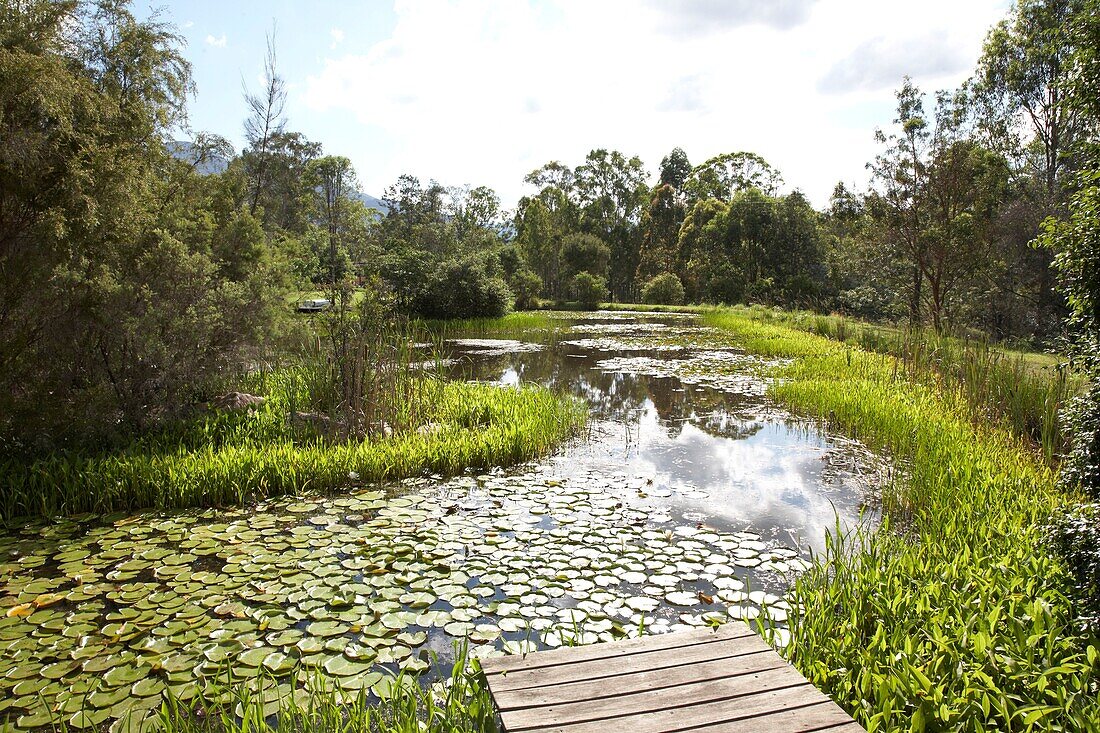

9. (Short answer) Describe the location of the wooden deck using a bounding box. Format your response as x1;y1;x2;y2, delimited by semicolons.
479;623;864;733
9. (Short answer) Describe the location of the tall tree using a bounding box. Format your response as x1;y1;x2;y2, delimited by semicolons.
868;78;932;326
306;156;357;285
975;0;1087;196
659;147;692;190
684;152;784;202
637;184;686;281
242;31;287;217
573;149;648;300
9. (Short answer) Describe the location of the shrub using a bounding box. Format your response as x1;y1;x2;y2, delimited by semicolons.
410;258;513;319
641;273;685;305
569;272;609;310
510;269;543;310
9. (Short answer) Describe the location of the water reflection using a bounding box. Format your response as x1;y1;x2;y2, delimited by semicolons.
444;314;877;552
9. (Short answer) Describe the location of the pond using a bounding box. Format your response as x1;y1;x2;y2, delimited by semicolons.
0;311;884;731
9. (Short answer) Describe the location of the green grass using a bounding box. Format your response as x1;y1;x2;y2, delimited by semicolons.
0;376;586;521
155;652;496;733
717;305;1079;463
704;310;1100;732
417;311;562;338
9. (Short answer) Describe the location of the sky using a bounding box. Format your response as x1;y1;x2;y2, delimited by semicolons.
138;0;1012;209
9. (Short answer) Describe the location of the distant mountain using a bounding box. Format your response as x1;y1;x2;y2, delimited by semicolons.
353;191;389;215
167;140;229;175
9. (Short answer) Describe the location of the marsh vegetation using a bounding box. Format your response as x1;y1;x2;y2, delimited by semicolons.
3;0;1100;731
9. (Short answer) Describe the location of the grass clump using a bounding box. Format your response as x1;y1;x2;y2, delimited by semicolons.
151;647;496;733
0;378;585;521
705;309;1100;732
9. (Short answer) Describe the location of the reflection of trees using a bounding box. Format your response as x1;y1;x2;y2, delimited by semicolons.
445;344;766;443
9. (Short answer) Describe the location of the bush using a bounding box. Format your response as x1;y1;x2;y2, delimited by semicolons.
410;258;513;319
1048;503;1100;631
510;269;543;310
641;273;685;305
569;272;609;310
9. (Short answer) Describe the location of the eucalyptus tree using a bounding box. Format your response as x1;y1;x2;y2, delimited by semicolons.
306;155;358;285
573;149;648;300
637;184;686;281
975;0;1088;196
658;147;693;191
683;152;785;202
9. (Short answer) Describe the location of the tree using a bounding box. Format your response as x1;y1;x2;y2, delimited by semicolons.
659;147;692;190
243;31;288;217
573;149;648;300
637;184;686;282
642;273;686;305
869;78;933;326
975;0;1087;195
561;233;611;281
684;152;785;202
515;198;559;297
569;272;609;310
0;0;287;443
306;156;358;285
449;185;501;240
510;269;543;310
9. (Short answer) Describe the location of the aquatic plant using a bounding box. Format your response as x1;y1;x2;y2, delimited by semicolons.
705;310;1100;731
0;380;586;521
728;305;1079;463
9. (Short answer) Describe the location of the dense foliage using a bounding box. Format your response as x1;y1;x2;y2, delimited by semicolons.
641;273;686;305
0;1;289;448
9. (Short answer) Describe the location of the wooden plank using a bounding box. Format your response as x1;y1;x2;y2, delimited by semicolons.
480;623;752;675
696;700;864;733
491;648;782;710
481;623;865;733
517;684;837;733
501;664;814;731
486;632;769;693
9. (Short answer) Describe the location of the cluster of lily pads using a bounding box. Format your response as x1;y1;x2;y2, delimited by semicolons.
0;466;800;732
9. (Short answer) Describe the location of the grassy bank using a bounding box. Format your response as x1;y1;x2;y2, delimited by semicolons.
0;377;586;521
704;310;1100;731
729;305;1078;462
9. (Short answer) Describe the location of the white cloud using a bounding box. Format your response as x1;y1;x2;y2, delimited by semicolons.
330;28;345;49
205;33;227;48
300;0;1006;207
183;20;194;29
819;31;971;94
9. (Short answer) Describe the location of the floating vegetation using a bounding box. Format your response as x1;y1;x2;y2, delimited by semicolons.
595;351;786;396
0;469;798;731
445;339;544;355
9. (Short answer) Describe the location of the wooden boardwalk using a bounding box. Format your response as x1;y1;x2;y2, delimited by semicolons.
479;623;864;733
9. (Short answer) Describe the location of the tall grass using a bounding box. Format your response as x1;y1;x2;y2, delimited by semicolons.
417;312;563;339
0;381;586;521
705;310;1100;731
152;646;496;733
726;305;1079;464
